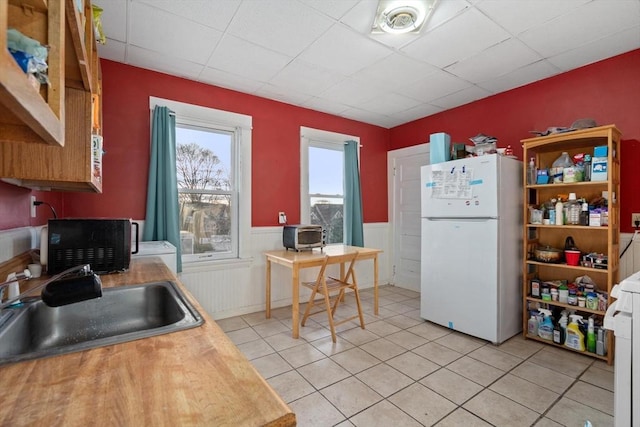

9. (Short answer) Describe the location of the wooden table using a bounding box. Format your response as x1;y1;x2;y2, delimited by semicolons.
264;245;382;338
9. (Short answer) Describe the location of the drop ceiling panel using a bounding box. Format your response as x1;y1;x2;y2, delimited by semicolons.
98;39;126;63
298;23;392;75
199;67;264;94
351;53;438;92
476;59;561;94
137;0;241;31
401;8;511;68
476;0;590;35
126;46;204;81
547;26;640;72
318;78;381;106
446;38;542;83
207;35;292;82
268;59;345;96
518;0;640;57
129;2;222;64
430;84;492;110
225;0;334;57
299;0;360;20
98;0;127;42
355;92;424;116
396;70;472;103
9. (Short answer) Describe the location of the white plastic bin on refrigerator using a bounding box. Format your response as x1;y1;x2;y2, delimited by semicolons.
604;271;640;427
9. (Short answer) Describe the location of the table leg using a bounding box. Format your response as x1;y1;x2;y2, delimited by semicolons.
373;255;379;315
266;259;271;319
292;265;300;339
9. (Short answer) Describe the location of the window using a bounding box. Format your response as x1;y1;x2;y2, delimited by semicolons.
149;97;252;263
301;127;360;245
175;125;235;258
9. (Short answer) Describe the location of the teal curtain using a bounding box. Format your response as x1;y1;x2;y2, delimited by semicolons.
344;140;364;247
143;106;182;272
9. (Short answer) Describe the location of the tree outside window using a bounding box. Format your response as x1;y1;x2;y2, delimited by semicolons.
175;126;235;258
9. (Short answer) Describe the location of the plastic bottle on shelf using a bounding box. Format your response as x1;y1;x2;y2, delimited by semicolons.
555;199;564;225
566;193;580;225
527;313;539;336
551;152;574;183
584;154;592;181
537;309;554;341
565;314;586;351
587;317;596;353
527;157;536;185
580;202;590;226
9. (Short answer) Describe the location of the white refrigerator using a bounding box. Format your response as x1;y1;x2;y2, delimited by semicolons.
420;154;522;344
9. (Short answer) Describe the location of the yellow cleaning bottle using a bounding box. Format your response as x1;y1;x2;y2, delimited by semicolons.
565;314;585;351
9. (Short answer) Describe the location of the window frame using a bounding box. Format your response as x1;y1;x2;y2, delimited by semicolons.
150;97;252;264
300;126;360;244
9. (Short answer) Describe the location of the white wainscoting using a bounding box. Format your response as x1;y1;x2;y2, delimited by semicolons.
179;223;391;320
620;232;640;280
0;227;36;264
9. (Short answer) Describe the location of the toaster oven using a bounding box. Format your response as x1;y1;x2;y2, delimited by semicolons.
283;224;325;251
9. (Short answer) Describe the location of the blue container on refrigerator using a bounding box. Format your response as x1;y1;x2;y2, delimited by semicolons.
429;132;451;165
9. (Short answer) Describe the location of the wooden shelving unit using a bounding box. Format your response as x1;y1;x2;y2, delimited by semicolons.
521;125;621;365
0;0;103;192
0;0;65;145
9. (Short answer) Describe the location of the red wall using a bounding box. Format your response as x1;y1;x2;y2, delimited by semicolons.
390;49;640;233
0;50;638;233
59;60;390;226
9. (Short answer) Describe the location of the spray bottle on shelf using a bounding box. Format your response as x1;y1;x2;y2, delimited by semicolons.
587;317;596;353
565;314;586;351
537;309;554;341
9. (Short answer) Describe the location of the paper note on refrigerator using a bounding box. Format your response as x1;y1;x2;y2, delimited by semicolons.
430;168;473;199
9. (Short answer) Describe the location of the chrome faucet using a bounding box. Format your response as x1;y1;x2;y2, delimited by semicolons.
0;264;101;310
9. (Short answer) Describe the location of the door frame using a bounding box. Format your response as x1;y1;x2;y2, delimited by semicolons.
387;143;429;289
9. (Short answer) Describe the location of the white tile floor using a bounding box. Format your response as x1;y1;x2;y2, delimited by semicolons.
217;285;614;427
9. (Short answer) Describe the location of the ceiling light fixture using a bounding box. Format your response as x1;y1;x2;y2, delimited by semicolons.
371;0;437;35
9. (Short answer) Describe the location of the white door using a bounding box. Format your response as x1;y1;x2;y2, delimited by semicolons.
388;144;429;291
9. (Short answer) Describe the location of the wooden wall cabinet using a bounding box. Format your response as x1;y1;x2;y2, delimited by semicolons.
0;0;103;192
0;0;65;145
521;125;621;365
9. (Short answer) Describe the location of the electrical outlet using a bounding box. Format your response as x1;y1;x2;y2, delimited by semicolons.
30;196;36;218
632;213;640;228
278;212;287;224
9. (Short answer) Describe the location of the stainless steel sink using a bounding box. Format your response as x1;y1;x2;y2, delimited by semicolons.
0;281;204;365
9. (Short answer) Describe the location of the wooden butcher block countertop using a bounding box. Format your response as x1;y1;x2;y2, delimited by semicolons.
0;258;296;427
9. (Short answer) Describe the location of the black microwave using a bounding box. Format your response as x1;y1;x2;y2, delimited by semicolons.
47;218;139;274
283;224;325;251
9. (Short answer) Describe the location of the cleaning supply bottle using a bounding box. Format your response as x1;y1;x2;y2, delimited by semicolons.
586;317;596;353
558;310;568;344
537;309;554;341
565;314;586;351
527;312;539;337
555;198;564;225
